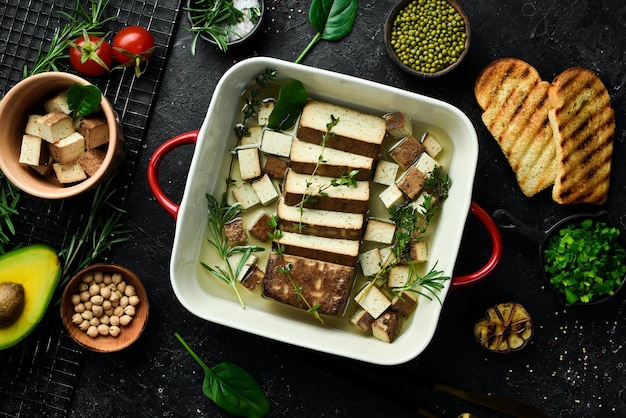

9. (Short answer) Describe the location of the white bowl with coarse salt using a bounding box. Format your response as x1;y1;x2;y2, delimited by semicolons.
148;57;497;365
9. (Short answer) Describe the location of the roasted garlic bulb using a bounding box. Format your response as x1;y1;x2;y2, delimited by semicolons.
474;302;533;352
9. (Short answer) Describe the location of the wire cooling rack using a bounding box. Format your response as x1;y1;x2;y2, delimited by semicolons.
0;1;181;416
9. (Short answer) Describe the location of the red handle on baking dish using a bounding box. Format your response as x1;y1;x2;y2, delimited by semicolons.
147;130;199;220
147;131;502;288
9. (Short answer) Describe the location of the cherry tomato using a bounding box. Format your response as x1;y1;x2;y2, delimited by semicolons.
112;26;155;77
68;34;113;77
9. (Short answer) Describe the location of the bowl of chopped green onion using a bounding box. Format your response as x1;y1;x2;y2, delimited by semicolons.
185;0;265;53
494;210;626;306
384;0;470;77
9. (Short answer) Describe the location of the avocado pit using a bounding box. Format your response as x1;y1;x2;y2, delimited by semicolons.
0;282;25;327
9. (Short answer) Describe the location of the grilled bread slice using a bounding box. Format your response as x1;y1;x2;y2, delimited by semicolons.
475;58;557;197
548;67;615;205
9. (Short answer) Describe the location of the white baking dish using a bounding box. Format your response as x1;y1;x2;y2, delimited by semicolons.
150;57;483;365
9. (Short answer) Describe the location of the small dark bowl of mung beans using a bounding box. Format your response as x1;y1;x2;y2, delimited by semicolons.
384;0;470;77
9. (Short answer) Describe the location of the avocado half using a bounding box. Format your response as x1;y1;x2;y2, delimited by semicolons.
0;244;61;350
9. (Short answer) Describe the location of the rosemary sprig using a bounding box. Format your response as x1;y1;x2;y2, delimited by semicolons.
25;0;115;77
0;173;20;255
268;216;323;323
234;68;278;139
57;176;132;291
200;193;264;307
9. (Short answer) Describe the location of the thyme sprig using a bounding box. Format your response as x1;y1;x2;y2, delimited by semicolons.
201;193;264;307
57;176;132;292
25;0;115;77
234;68;278;139
0;173;20;255
268;216;323;323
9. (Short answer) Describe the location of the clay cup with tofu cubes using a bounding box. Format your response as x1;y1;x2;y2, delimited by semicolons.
0;72;124;199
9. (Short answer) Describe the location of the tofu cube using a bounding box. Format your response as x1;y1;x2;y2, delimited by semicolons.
43;90;71;114
373;160;399;185
240;126;263;146
372;310;401;343
49;132;85;164
379;183;406;208
421;132;442;158
363;218;396;245
389;136;425;170
77;148;106;177
249;211;273;242
251;174;279;205
240;265;265;291
409;240;428;263
237;147;262;181
53;161;87;184
355;285;391;319
263;155;289;180
37;111;75;143
359;248;383;277
232;183;260;209
30;159;54;176
19;134;49;166
78;116;109;149
396;164;428;200
257;99;275;125
25;115;45;138
414;152;441;177
261;130;293;158
350;309;375;332
379;246;397;266
224;218;248;246
385;112;413;139
387;264;411;288
391;291;418;316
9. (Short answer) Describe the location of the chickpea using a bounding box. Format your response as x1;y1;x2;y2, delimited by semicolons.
109;291;121;304
78;282;89;292
109;325;121;337
120;296;129;308
109;315;120;326
72;313;83;324
90;295;104;306
113;306;124;317
102;300;112;310
92;305;104;318
100;287;111;299
100;315;110;325
80;291;90;302
119;315;133;327
93;270;104;283
128;295;140;307
124;285;136;297
74;303;85;313
90;317;100;327
81;272;94;283
124;305;136;317
79;320;90;331
117;281;127;294
89;283;100;296
84;301;93;311
112;272;123;284
97;324;109;336
104;308;114;316
81;310;93;320
86;325;98;338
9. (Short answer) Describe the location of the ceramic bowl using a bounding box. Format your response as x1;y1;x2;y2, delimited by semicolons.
0;72;124;199
186;0;265;50
61;264;148;353
384;0;470;77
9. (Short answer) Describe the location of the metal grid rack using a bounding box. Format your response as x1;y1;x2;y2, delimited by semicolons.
0;1;181;416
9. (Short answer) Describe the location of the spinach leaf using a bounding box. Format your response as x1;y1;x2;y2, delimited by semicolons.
66;83;102;118
267;80;308;130
295;0;358;64
175;333;270;418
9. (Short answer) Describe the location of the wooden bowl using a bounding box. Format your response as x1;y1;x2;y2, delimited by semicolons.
61;264;148;353
384;0;470;78
0;72;124;199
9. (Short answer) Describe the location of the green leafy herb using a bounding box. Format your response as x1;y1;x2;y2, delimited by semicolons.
66;83;102;118
295;0;359;64
57;176;132;292
175;333;270;418
0;173;20;255
185;0;262;53
267;80;308;131
201;194;264;307
543;219;626;304
25;0;115;77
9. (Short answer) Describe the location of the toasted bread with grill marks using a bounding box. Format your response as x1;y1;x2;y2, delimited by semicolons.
475;58;557;197
548;67;615;205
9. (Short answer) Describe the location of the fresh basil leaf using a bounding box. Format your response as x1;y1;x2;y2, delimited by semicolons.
309;0;358;41
294;0;358;63
267;80;308;130
66;83;102;118
176;333;270;418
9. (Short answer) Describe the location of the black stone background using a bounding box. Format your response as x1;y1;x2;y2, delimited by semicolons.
9;0;626;417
